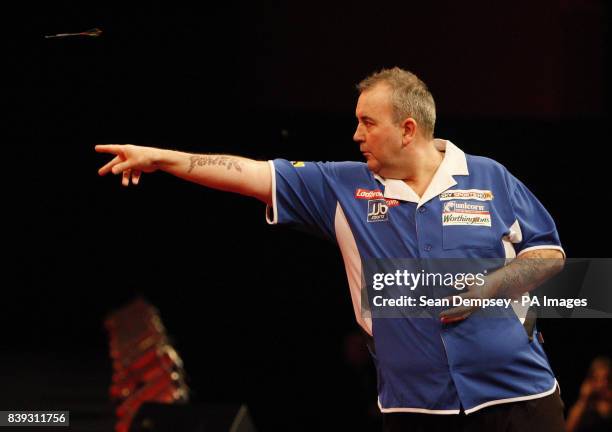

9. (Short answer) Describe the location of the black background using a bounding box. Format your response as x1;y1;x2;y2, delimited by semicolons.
3;1;611;430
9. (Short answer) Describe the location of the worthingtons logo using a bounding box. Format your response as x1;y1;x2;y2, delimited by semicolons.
439;189;494;201
355;189;400;207
442;200;491;226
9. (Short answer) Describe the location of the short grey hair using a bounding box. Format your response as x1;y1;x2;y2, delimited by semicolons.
357;67;436;138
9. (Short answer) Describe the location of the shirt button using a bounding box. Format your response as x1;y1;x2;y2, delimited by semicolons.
424;244;432;251
419;207;427;213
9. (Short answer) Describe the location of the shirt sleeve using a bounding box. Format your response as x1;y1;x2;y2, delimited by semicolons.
508;175;565;257
266;159;338;241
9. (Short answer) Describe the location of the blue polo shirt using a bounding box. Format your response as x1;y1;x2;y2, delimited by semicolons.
266;139;564;414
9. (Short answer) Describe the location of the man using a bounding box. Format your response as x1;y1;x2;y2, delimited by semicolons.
97;67;566;431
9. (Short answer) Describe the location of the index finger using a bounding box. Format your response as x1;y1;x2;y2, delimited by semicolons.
95;144;123;155
438;294;472;320
440;313;469;324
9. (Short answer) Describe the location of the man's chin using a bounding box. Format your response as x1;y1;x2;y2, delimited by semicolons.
366;160;380;174
367;161;395;178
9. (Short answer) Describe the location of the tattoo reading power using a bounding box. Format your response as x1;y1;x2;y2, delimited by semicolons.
188;155;243;173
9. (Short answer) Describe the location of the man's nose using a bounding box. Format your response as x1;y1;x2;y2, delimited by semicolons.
353;124;364;142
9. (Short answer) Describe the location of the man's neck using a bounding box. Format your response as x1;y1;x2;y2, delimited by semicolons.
401;139;444;197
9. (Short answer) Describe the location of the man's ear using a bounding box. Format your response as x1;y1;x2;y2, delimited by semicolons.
401;118;418;146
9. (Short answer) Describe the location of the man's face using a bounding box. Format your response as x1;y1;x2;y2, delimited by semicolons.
353;84;404;175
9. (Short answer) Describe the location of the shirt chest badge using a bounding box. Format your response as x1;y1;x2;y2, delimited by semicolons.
442;200;492;227
367;199;389;222
355;189;400;223
439;189;494;201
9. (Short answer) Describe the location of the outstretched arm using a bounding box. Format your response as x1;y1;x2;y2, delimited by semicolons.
96;145;272;205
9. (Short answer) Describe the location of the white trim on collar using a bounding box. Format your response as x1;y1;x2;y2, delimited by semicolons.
373;139;469;207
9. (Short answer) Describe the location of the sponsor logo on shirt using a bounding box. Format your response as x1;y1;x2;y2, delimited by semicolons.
355;189;400;207
442;200;492;226
384;199;400;207
291;161;305;167
439;189;494;201
356;188;384;199
367;199;389;222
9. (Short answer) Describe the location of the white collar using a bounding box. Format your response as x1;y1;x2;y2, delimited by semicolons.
373;139;469;207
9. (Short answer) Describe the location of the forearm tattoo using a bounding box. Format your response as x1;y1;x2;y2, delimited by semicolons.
501;260;542;297
188;155;243;173
500;251;561;298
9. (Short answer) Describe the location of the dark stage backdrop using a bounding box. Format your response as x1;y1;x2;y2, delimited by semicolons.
3;1;611;430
